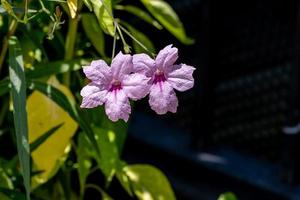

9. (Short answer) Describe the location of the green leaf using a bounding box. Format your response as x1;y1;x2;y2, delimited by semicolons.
120;164;176;200
90;0;115;36
218;192;238;200
117;5;162;29
29;123;64;152
93;126;120;184
0;167;13;199
81;13;106;56
122;22;155;54
28;80;101;165
8;36;30;200
0;188;26;200
26;59;91;79
83;0;93;11
77;132;93;195
140;0;194;45
0;78;10;96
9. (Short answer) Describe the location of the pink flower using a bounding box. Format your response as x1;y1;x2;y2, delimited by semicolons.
133;45;195;114
80;52;150;122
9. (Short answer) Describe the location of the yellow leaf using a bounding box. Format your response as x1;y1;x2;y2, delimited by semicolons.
67;0;77;18
28;76;78;188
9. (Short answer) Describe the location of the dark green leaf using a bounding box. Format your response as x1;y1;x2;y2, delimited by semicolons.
117;5;162;29
0;78;10;96
30;123;64;152
81;14;106;57
8;36;30;200
0;188;26;200
140;0;194;44
26;59;91;79
122;22;155;54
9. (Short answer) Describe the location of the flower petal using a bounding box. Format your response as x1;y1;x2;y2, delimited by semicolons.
83;60;112;86
105;89;131;122
167;64;195;92
80;83;107;108
111;51;133;79
122;73;151;100
155;45;178;70
149;81;178;114
132;53;155;77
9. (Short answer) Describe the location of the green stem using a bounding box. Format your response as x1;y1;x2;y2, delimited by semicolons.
63;17;79;86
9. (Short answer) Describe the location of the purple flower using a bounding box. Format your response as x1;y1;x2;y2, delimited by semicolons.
133;45;195;114
80;52;150;122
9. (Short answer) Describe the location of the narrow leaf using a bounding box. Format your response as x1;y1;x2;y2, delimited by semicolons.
29;123;64;152
140;0;194;44
117;5;162;29
8;36;30;200
122;22;155;54
81;14;106;56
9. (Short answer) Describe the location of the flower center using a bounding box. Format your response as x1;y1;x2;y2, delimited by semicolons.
109;80;122;91
153;69;166;84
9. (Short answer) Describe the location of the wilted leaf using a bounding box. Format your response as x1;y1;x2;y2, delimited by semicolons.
141;0;194;44
28;76;78;188
67;0;77;18
81;13;106;56
121;164;176;200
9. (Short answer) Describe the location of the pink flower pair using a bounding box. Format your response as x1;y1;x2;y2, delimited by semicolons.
80;45;195;122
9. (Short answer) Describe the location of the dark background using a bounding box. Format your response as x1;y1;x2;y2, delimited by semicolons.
121;0;300;199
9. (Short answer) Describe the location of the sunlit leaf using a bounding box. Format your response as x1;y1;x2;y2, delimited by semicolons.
117;5;162;29
140;0;194;44
8;36;30;200
67;0;77;18
90;0;115;36
218;192;238;200
81;13;106;56
122;22;155;54
28;80;102;167
28;76;78;188
121;164;176;200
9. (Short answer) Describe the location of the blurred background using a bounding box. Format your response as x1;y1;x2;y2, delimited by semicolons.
120;0;300;199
